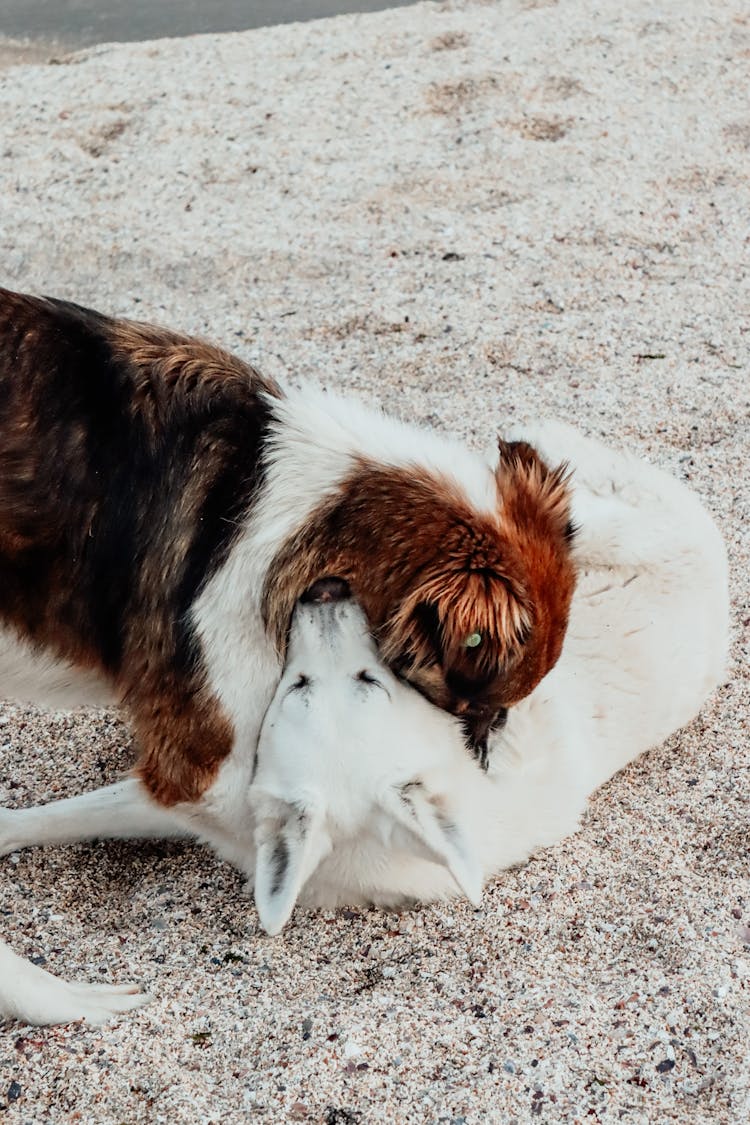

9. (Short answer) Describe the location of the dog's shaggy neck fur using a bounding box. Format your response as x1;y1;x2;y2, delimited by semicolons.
0;288;575;805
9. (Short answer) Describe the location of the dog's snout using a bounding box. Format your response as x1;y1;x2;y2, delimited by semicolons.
301;576;352;604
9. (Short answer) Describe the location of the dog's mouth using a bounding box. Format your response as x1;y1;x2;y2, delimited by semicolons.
300;576;352;604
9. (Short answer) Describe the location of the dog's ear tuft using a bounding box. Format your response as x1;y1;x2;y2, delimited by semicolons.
496;436;572;536
378;781;483;906
253;799;331;935
496;438;543;472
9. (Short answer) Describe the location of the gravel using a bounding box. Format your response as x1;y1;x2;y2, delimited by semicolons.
0;1;748;1121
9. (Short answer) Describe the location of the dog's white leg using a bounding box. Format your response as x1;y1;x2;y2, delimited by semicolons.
0;778;188;856
0;939;150;1026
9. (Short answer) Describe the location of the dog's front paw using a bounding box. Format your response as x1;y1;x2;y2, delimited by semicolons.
0;808;23;857
15;979;152;1027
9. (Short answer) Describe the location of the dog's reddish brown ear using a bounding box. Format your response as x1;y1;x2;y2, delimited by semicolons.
496;438;542;472
490;436;576;701
496;437;572;538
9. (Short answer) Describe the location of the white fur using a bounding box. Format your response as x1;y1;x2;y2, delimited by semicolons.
269;384;500;515
0;941;150;1027
0;421;729;1018
250;602;485;934
0;626;115;710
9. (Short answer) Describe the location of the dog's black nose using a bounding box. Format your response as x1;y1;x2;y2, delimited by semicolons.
301;576;352;603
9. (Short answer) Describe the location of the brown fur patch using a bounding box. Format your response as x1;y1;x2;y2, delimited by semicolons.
488;439;576;703
263;442;576;744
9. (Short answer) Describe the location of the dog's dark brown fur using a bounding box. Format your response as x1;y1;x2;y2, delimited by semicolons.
0;288;279;803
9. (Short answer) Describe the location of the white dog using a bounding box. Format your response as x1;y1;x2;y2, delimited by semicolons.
0;421;729;1023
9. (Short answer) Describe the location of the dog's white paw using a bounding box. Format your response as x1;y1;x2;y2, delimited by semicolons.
0;807;23;856
15;978;152;1027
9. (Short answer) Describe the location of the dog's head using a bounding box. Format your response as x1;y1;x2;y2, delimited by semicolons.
251;597;482;935
374;439;576;758
263;438;576;761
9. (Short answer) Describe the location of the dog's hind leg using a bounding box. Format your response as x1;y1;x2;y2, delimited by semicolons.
0;939;150;1026
0;778;188;855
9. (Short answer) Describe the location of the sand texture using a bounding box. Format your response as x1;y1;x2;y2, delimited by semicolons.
0;1;748;1121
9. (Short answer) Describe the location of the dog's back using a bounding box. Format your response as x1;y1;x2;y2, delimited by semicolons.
550;423;729;790
0;288;277;707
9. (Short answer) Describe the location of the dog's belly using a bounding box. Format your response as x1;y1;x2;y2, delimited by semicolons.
0;627;116;709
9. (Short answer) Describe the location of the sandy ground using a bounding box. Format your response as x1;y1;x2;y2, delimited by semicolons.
0;1;748;1121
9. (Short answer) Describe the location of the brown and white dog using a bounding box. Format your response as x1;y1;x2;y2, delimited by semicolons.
0;287;575;1021
0;287;576;801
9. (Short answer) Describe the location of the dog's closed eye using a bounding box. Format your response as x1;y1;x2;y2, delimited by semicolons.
287;674;311;694
356;669;389;696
